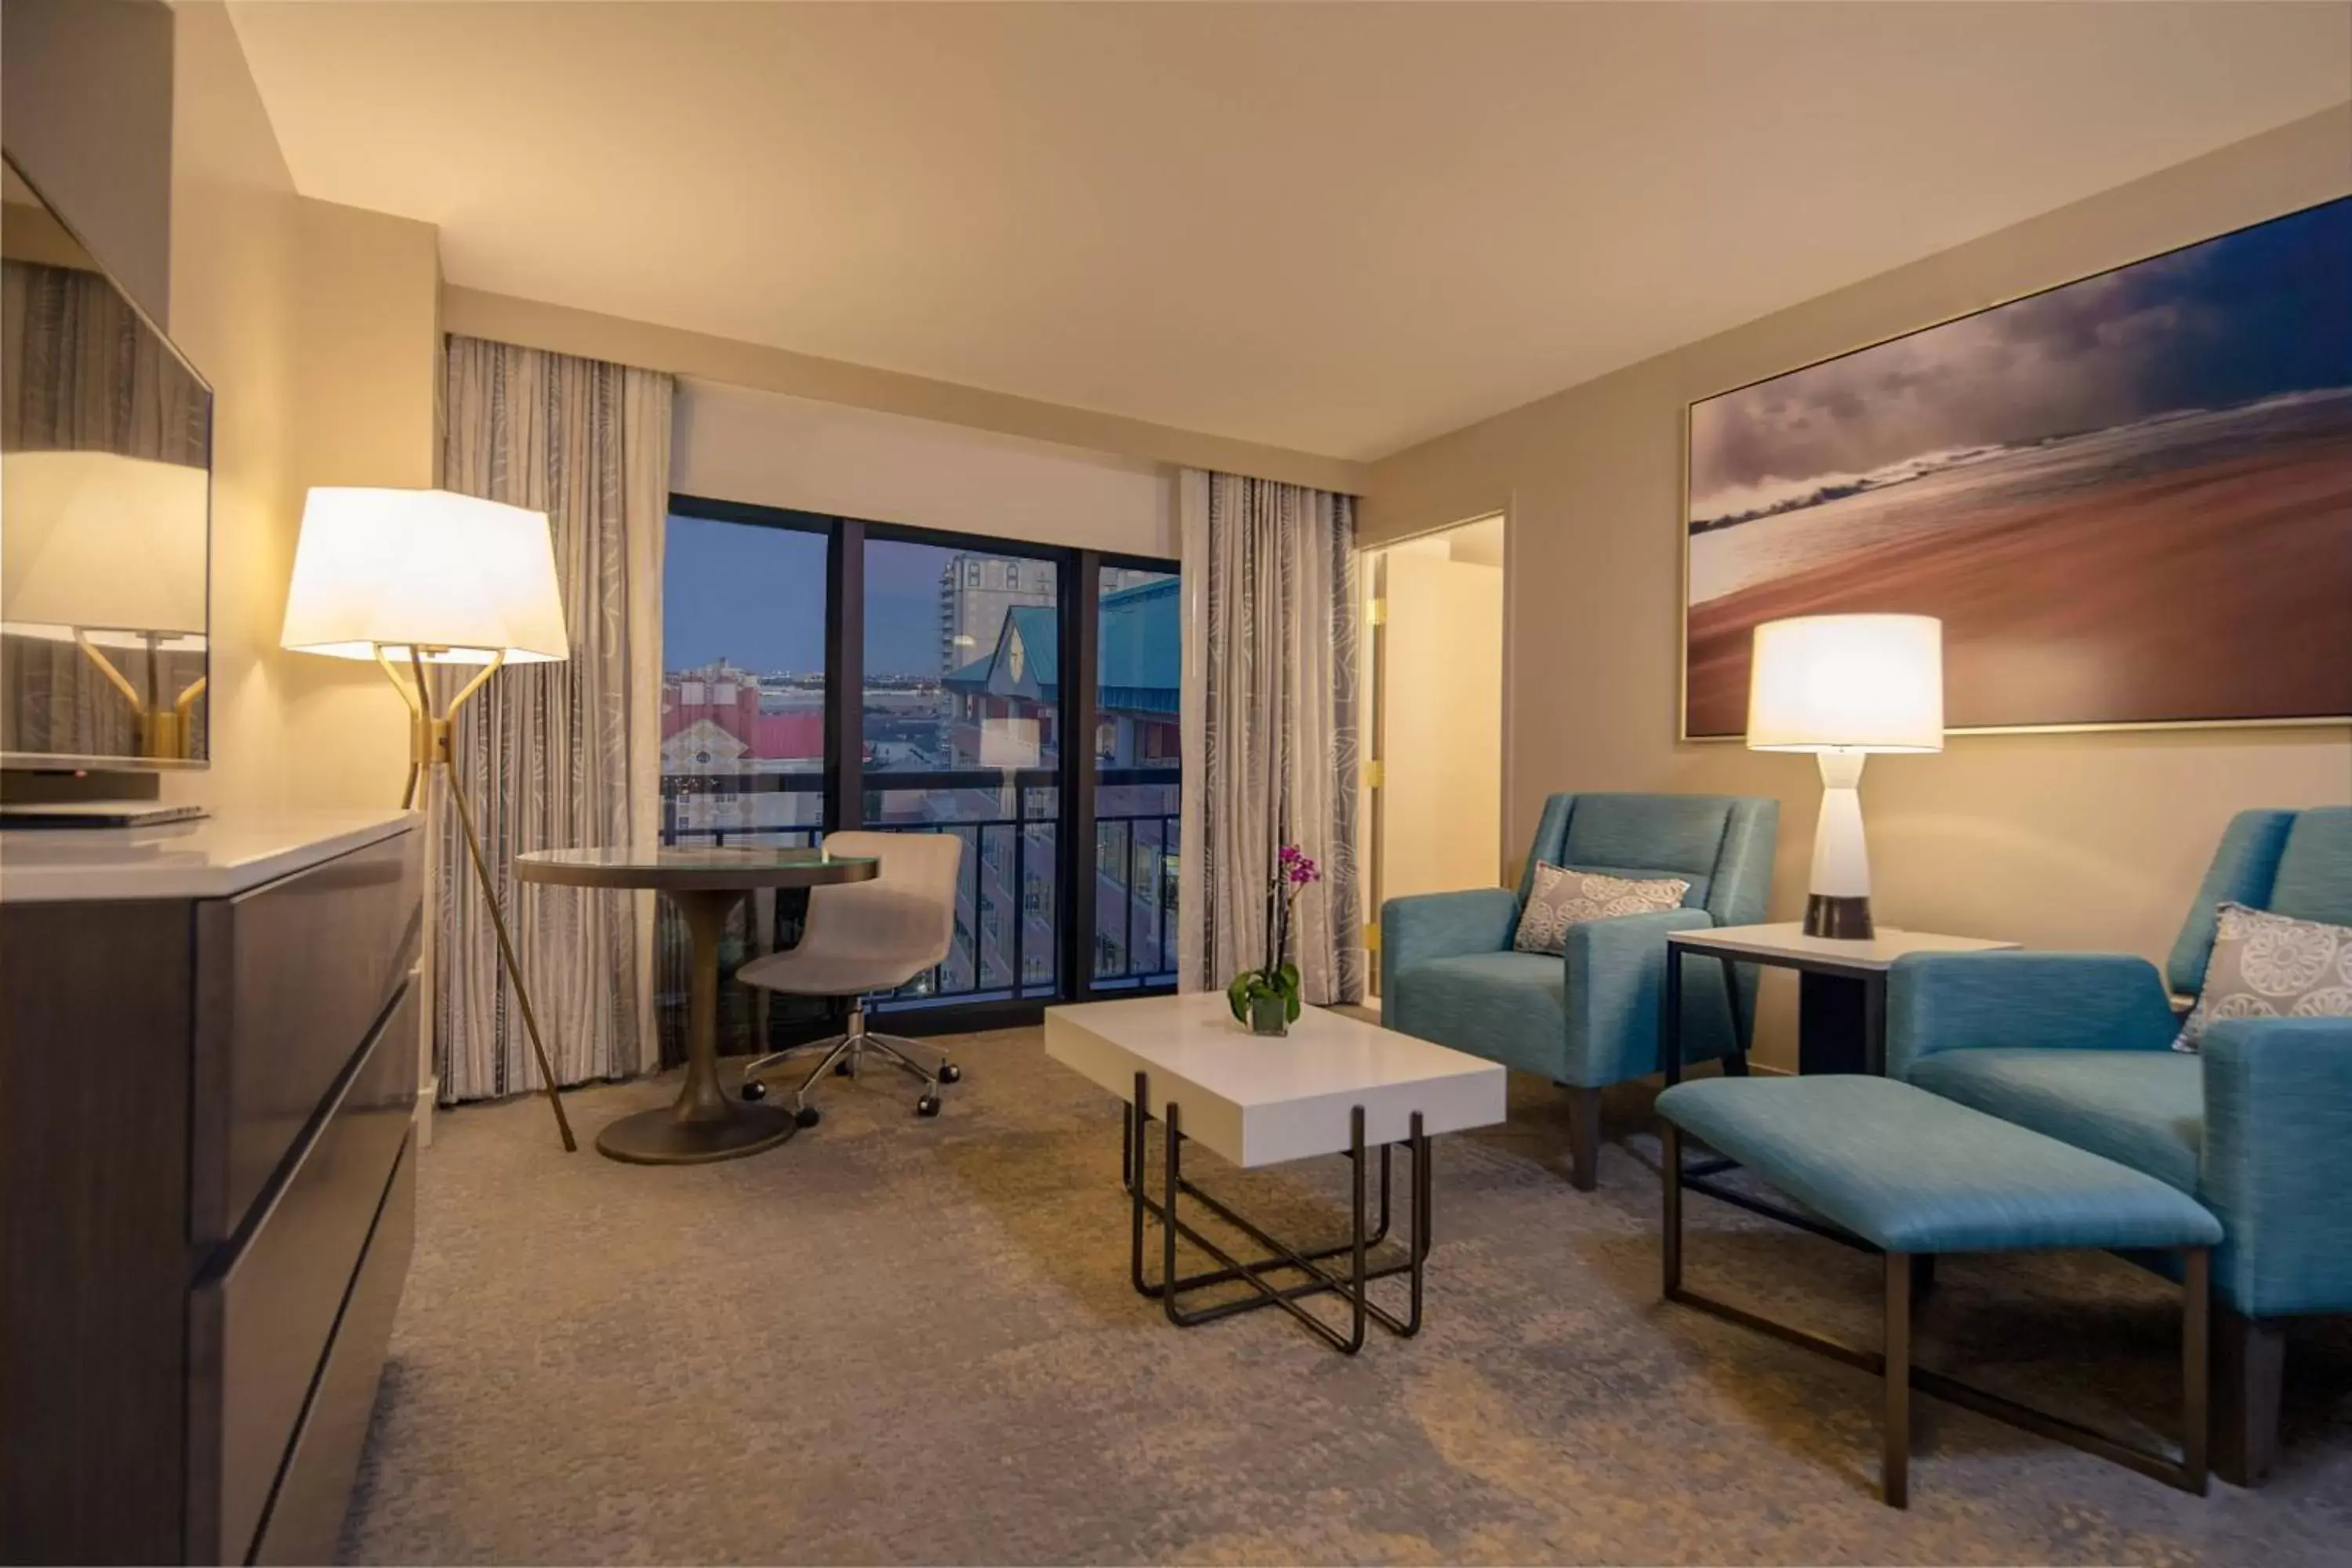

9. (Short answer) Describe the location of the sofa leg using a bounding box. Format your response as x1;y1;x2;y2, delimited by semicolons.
1566;1086;1601;1192
2212;1306;2285;1487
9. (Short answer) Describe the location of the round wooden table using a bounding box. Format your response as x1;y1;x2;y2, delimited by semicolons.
516;845;880;1164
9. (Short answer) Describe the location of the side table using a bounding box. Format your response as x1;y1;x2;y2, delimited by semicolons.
516;845;879;1164
1664;922;2018;1082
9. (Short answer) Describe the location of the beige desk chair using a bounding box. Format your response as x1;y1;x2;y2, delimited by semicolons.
736;829;965;1125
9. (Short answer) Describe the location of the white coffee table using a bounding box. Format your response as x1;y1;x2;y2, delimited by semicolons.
1044;993;1505;1353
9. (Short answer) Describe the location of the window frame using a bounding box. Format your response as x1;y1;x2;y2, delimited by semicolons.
666;493;1181;1036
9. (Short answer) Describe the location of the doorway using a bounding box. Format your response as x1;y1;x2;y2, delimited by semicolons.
1359;513;1508;996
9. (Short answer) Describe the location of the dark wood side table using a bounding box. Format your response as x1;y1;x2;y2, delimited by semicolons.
517;845;879;1165
1663;922;2017;1083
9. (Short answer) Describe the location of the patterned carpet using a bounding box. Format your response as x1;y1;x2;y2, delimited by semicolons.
341;1026;2352;1565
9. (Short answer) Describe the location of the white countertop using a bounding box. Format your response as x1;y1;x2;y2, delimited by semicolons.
0;808;420;902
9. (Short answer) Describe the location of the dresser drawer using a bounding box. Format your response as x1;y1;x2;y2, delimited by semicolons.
250;1131;414;1567
192;979;416;1566
193;827;421;1241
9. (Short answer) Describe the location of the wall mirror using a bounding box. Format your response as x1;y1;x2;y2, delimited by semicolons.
2;154;214;768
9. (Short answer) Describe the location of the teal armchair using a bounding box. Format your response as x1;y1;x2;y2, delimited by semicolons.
1381;792;1778;1189
1889;806;2352;1486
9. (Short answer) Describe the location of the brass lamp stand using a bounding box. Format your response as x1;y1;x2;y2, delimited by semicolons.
75;631;207;760
376;642;577;1152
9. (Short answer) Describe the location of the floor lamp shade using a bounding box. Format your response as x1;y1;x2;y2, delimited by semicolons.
281;487;568;663
1747;614;1944;938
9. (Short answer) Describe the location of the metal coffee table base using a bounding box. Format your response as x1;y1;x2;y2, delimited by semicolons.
1123;1070;1431;1355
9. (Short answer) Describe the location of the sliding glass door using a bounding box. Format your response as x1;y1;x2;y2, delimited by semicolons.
657;509;831;1060
862;536;1063;1006
659;496;1175;1054
1090;563;1180;989
661;514;828;848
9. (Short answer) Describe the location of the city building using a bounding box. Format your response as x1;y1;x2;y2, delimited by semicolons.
660;657;826;840
937;554;1056;676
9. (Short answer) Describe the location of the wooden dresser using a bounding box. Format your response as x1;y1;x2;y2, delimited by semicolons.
1;811;424;1565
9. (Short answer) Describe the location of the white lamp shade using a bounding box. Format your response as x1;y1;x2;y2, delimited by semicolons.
2;450;209;634
281;487;568;664
1747;613;1944;753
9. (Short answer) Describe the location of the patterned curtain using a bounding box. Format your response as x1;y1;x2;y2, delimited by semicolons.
1175;469;1364;1005
435;336;671;1101
2;259;209;463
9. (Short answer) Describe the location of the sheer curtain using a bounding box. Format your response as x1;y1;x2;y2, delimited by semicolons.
435;335;670;1101
1176;468;1365;1006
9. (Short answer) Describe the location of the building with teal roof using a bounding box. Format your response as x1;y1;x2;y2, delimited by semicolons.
944;577;1178;768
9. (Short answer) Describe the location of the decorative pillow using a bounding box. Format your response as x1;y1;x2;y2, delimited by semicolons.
2176;902;2352;1051
1512;863;1691;956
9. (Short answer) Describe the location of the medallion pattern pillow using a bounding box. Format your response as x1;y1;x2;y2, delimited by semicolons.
2176;901;2352;1051
1512;863;1692;956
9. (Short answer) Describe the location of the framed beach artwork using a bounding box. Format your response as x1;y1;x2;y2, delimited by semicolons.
1682;194;2352;739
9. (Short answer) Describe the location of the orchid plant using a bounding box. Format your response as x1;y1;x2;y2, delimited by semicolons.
1228;843;1322;1032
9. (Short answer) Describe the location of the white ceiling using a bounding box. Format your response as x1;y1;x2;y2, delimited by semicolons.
227;2;2351;463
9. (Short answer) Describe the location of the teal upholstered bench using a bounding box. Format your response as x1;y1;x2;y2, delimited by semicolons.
1654;1076;2223;1508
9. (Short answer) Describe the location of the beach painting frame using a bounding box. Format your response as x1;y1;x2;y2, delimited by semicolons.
1681;195;2352;740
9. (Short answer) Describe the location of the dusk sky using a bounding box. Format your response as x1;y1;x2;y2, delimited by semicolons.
664;517;1003;677
1690;195;2352;521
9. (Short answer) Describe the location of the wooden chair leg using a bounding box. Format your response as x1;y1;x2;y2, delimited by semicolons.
2212;1305;2285;1487
1567;1085;1601;1192
2182;1248;2209;1494
1884;1251;1912;1508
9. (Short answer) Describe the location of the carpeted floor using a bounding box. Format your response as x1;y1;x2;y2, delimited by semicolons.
341;1027;2352;1565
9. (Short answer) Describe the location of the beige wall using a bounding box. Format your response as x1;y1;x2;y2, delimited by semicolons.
152;4;441;812
283;198;443;806
1363;105;2352;1066
448;284;1365;498
161;0;306;811
675;379;1176;557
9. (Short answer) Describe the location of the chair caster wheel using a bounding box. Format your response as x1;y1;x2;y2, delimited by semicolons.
741;1079;768;1102
938;1063;962;1084
916;1095;942;1118
794;1105;822;1129
835;1058;855;1076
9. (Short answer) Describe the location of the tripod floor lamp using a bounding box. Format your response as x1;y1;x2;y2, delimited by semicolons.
281;487;578;1151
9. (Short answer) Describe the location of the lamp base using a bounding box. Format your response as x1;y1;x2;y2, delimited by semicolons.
1803;894;1875;940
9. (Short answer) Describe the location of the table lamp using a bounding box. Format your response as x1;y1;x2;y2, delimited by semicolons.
2;450;211;759
1746;613;1944;939
281;486;577;1149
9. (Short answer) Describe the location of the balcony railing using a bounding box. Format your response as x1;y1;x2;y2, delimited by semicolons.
656;767;1179;1024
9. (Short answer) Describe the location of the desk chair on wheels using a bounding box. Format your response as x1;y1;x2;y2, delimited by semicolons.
735;830;966;1124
